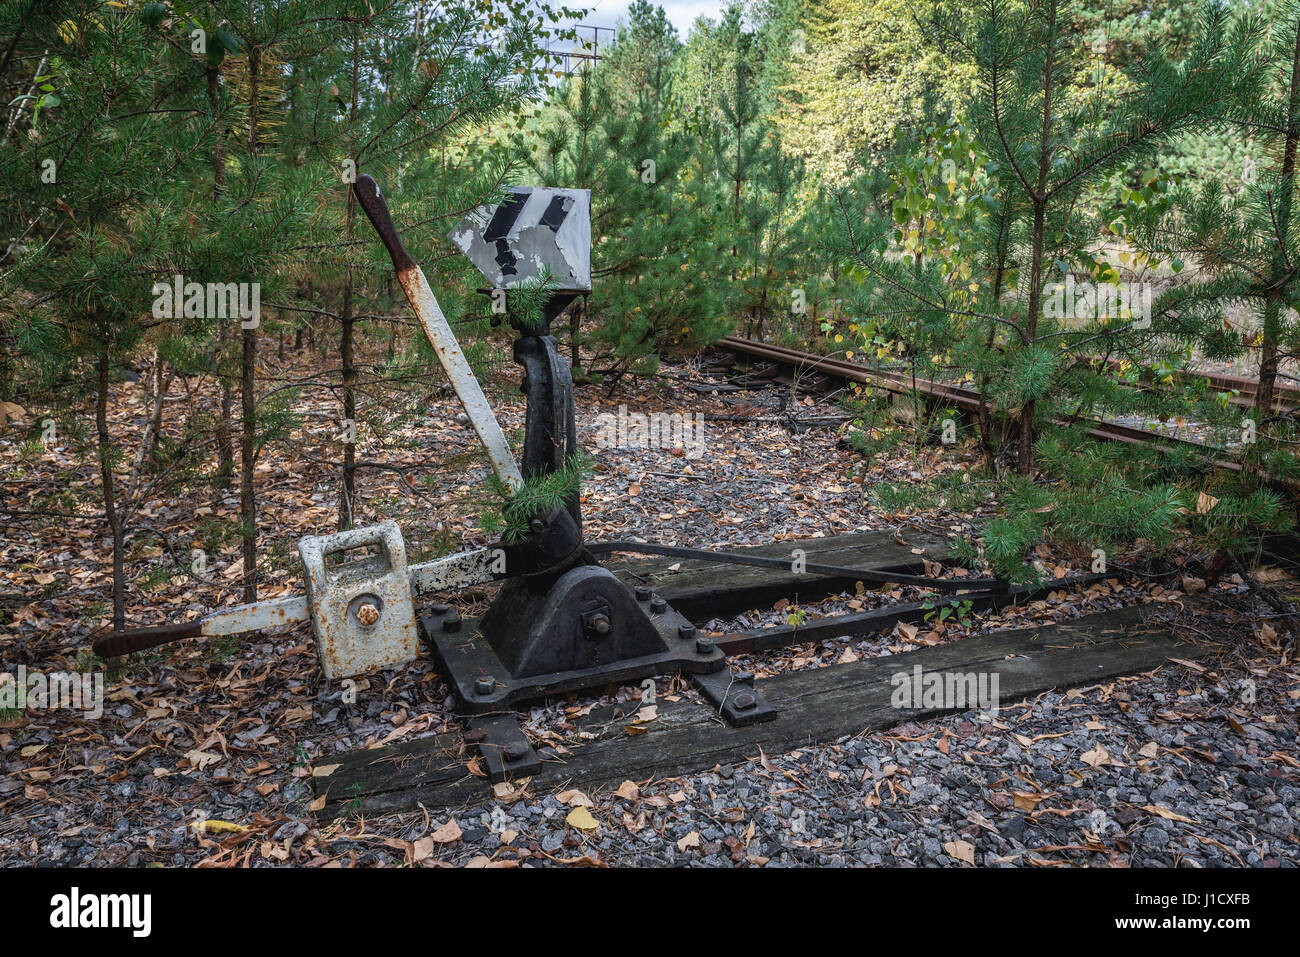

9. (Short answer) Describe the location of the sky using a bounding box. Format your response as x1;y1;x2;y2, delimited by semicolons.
564;0;725;40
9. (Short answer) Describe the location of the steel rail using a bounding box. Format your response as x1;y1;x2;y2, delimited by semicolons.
715;336;1265;474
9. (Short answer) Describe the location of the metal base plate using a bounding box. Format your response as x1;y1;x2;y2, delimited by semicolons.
465;714;540;781
422;594;726;713
694;668;778;727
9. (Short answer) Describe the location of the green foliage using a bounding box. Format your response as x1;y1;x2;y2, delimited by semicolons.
518;5;729;379
833;0;1287;579
1134;1;1300;495
774;0;978;185
1;0;1295;627
480;452;592;542
922;596;974;628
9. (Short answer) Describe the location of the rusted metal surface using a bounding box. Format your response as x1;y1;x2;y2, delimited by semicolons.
91;595;310;658
95;536;500;665
203;594;309;635
92;619;205;658
396;264;523;491
587;540;1003;592
298;520;421;680
352;174;523;492
409;547;499;596
448;186;592;291
716;336;1282;478
1084;355;1300;412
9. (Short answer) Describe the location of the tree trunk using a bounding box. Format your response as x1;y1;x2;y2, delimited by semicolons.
338;30;360;531
340;278;356;531
1016;0;1059;476
1255;17;1300;430
96;345;126;633
1018;200;1047;474
207;59;233;491
239;38;260;603
141;355;173;465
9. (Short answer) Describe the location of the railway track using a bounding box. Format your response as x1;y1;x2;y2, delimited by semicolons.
1085;356;1300;412
316;530;1217;817
713;335;1268;474
314;339;1295;815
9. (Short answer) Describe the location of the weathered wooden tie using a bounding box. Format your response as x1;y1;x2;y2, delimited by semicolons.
316;600;1212;818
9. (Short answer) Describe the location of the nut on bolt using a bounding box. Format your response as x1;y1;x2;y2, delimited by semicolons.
442;613;462;632
695;635;715;654
356;602;380;626
677;623;696;640
503;742;530;762
582;611;611;637
635;586;652;601
650;596;667;614
474;676;495;696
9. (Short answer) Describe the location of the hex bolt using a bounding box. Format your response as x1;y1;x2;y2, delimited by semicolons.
356;602;380;626
677;623;696;640
443;613;462;632
734;691;757;711
635;586;653;601
474;676;495;696
650;596;667;614
503;743;530;762
695;635;715;654
585;613;611;636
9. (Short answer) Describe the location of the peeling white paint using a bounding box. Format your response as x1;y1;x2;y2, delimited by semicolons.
450;187;591;291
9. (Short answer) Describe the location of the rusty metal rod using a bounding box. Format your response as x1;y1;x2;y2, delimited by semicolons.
586;540;1005;592
92;620;204;658
353;173;523;491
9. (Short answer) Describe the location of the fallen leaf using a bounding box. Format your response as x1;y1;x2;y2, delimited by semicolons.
1080;744;1111;769
185;749;222;771
493;779;529;803
1013;791;1045;811
613;780;640;801
566;806;599;831
944;839;976;864
190;819;245;835
1143;805;1197;824
429;818;462;843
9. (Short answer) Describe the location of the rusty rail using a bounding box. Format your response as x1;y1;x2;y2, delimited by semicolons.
714;336;1283;476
